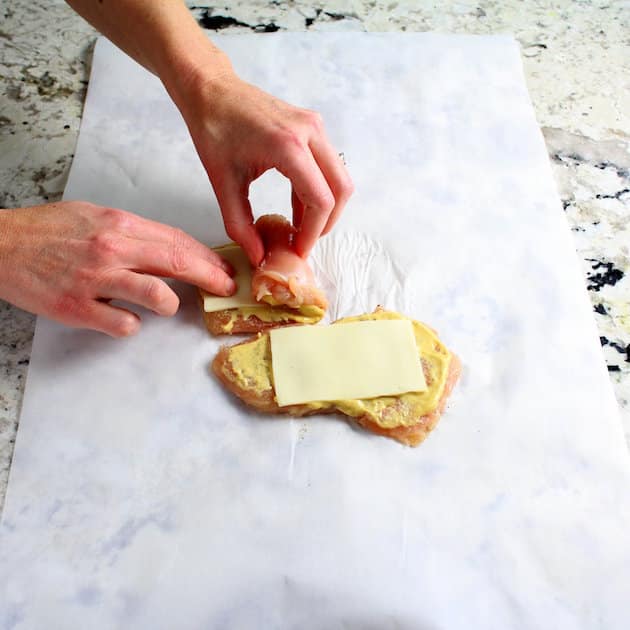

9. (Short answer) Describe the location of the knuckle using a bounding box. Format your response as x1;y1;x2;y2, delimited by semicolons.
169;248;189;274
73;266;97;290
50;294;78;318
144;278;177;314
304;110;324;133
89;231;120;261
314;189;335;214
113;315;139;338
50;294;89;323
144;277;164;304
168;229;190;274
102;207;132;232
274;126;304;151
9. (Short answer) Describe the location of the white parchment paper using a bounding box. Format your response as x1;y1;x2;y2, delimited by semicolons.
2;34;630;630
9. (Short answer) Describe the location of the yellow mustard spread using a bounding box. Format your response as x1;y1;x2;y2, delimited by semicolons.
227;332;273;396
223;310;452;428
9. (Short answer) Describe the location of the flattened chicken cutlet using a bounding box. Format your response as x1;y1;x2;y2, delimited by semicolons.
212;309;460;446
201;302;324;335
201;215;327;335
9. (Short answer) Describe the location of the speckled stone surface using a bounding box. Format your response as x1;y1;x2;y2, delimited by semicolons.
1;0;629;514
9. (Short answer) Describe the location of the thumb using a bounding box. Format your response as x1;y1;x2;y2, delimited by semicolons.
215;179;264;267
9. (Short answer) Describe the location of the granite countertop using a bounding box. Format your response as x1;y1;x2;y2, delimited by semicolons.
1;0;629;513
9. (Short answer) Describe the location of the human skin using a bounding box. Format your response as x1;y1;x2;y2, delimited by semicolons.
0;203;237;337
0;0;353;337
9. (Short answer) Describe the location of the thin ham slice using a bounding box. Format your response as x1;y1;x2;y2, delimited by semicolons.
251;214;328;310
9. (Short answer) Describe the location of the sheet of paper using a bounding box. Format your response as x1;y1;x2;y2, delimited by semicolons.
1;34;629;630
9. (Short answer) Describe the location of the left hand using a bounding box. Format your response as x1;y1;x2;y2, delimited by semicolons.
0;202;236;337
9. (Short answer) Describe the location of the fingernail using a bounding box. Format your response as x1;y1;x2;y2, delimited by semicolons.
224;277;236;295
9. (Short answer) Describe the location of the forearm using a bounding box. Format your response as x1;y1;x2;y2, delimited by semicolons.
66;0;232;109
0;210;12;295
66;1;353;262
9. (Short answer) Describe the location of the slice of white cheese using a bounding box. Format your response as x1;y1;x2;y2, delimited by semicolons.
201;244;259;312
269;319;427;407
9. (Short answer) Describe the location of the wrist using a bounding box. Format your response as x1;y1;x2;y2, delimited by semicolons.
159;36;236;123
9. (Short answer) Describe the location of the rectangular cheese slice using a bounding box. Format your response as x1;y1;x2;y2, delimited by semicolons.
269;319;427;406
201;244;258;312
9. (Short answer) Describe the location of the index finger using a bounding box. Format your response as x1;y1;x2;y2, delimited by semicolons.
124;237;236;296
278;149;335;258
309;138;354;237
116;211;235;276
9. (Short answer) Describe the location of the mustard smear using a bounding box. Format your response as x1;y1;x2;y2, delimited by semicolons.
224;310;451;428
227;333;273;396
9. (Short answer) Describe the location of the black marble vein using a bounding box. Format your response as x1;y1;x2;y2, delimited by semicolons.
600;336;630;364
586;259;625;292
194;8;280;32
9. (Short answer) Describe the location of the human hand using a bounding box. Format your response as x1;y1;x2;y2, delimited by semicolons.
0;202;235;337
65;1;352;266
181;72;354;266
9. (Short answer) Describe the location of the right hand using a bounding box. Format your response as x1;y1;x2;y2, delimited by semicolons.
179;71;354;265
0;201;235;337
